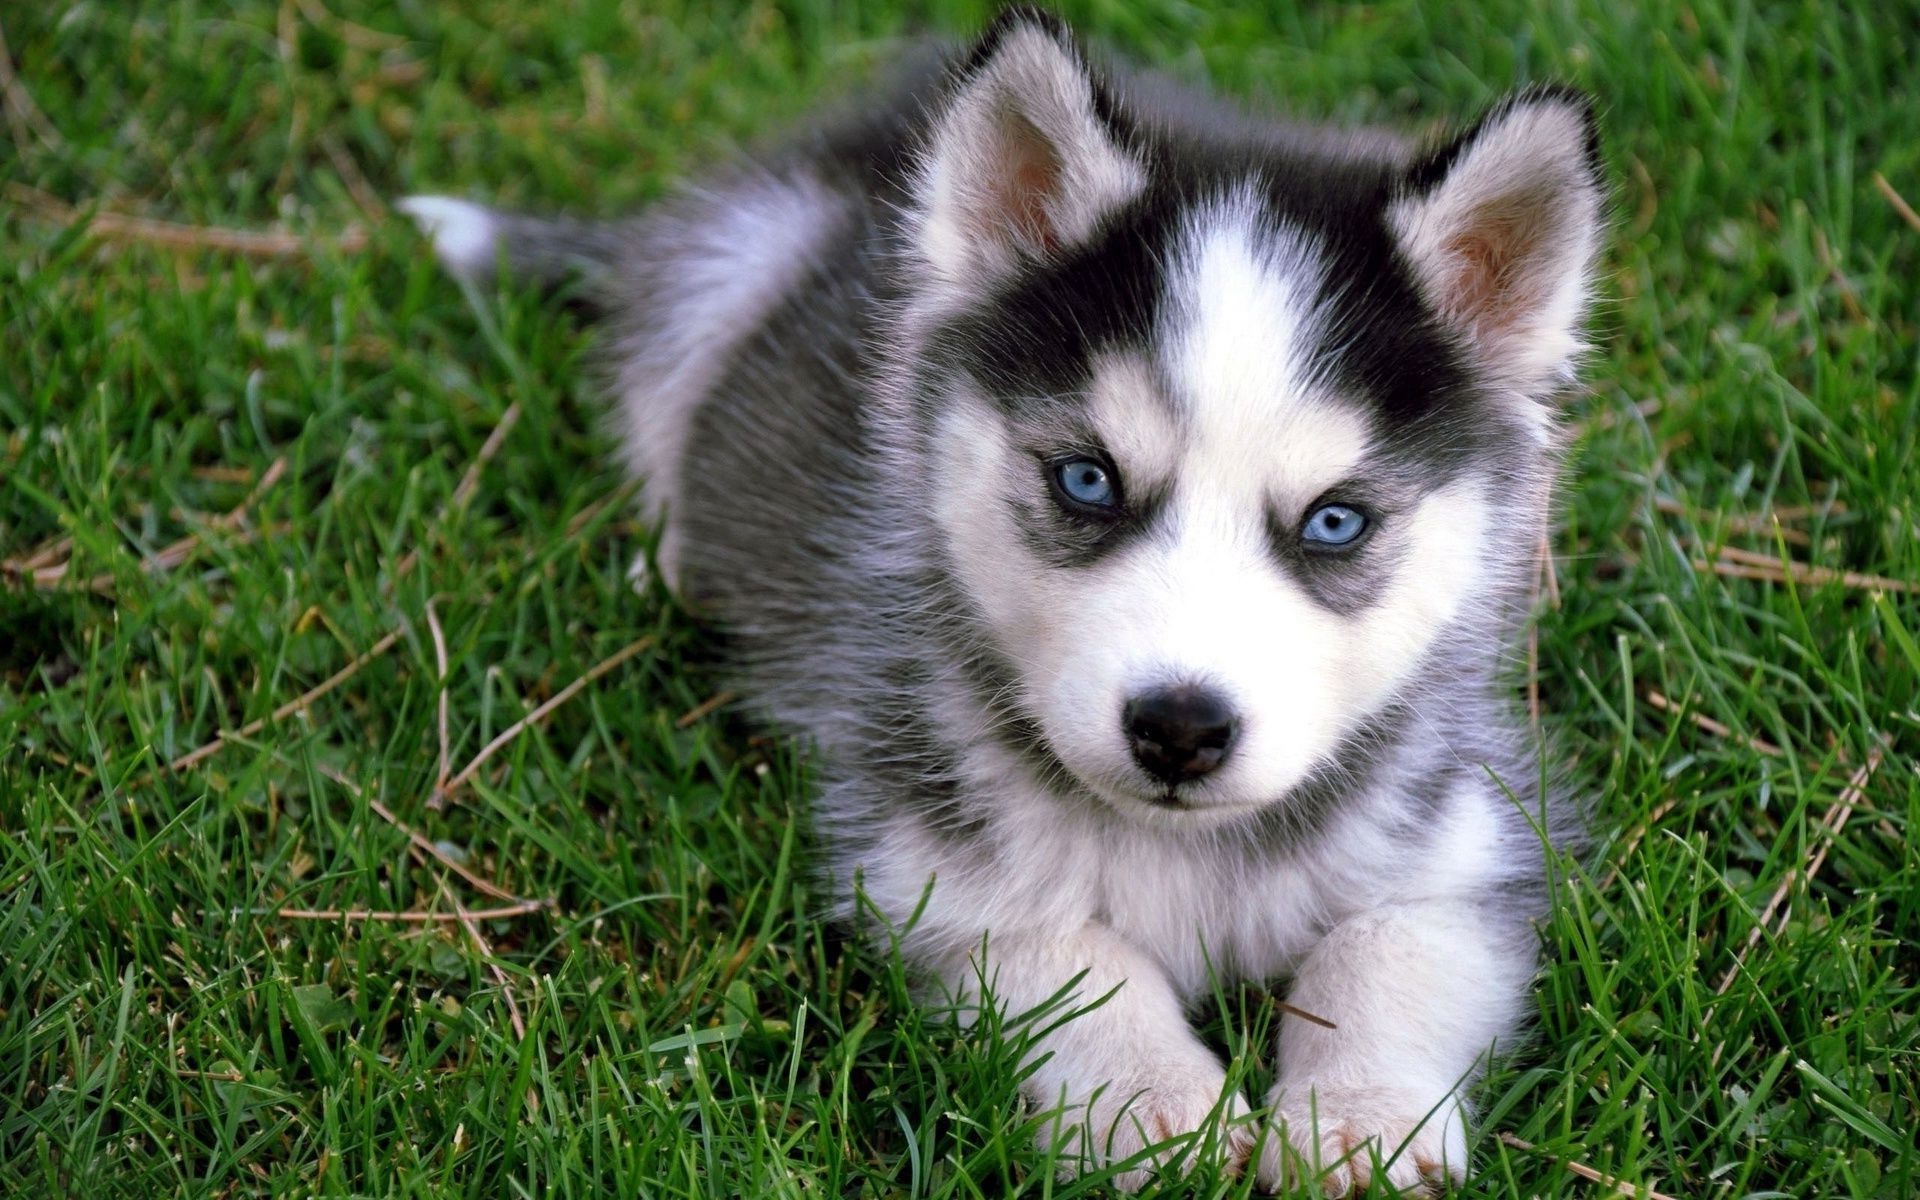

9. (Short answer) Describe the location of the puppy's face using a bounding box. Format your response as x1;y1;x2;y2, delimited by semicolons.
905;17;1602;823
926;194;1525;821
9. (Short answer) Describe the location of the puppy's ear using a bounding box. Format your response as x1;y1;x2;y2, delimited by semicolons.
909;8;1144;295
1390;87;1606;397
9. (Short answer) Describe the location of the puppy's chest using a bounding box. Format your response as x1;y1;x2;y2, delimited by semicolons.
1087;828;1358;995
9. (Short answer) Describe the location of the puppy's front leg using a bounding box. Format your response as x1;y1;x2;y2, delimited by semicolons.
1257;901;1534;1197
948;923;1253;1190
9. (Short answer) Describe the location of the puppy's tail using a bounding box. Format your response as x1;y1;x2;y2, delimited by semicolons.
398;195;625;295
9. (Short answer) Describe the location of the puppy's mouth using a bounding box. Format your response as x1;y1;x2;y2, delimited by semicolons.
1148;787;1189;811
1109;773;1255;818
1059;756;1213;818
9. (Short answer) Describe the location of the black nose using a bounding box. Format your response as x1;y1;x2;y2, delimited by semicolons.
1123;687;1238;785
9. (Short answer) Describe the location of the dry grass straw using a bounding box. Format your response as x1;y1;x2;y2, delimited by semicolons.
1714;743;1887;995
6;182;368;257
1497;1133;1679;1200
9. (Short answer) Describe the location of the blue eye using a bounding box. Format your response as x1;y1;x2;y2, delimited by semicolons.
1053;458;1117;508
1302;503;1369;547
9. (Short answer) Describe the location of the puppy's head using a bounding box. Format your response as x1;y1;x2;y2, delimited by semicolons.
899;11;1604;823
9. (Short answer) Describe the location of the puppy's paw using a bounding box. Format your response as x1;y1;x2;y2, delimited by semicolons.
1043;1063;1255;1193
1255;1083;1464;1197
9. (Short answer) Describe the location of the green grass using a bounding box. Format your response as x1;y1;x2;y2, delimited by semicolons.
3;1;1917;1196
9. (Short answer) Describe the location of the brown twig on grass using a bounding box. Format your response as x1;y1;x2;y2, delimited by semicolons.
9;458;289;593
319;132;387;225
675;690;738;730
1526;622;1541;731
1596;796;1683;895
391;804;532;905
29;748;95;780
190;464;263;484
293;0;407;50
1796;749;1886;886
1273;1000;1338;1030
6;182;367;258
269;0;325;205
72;523;290;593
441;885;528;1038
271;899;549;923
1875;172;1920;235
441;882;532;1034
1767;497;1847;522
1603;680;1791;890
1538;530;1562;610
61;519;284;592
166;629;403;773
5;532;72;574
562;481;643;538
390;402;523;586
214;456;289;528
1652;496;1811;547
435;635;656;803
1628;156;1658;237
1643;689;1784;758
0;17;63;154
1496;1133;1678;1200
1713;743;1886;995
449;403;523;513
1526;528;1556;733
1693;547;1919;595
425;599;452;791
438;879;540;1114
1812;227;1867;322
311;763;531;906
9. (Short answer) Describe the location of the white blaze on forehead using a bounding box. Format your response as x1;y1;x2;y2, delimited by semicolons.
1164;190;1370;503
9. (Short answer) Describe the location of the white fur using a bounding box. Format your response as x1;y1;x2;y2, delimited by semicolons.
946;922;1255;1187
398;195;499;281
1257;892;1530;1192
1169;189;1348;499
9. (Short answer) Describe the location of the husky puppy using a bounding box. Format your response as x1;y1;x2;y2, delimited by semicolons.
404;8;1601;1193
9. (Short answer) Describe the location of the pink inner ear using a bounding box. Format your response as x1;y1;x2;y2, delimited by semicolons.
975;111;1064;257
1442;194;1553;341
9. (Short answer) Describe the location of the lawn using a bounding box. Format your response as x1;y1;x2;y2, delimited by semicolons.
2;1;1917;1196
